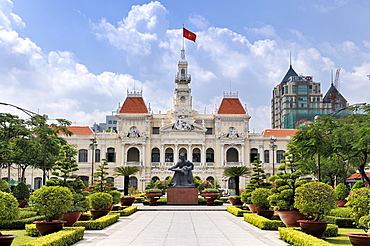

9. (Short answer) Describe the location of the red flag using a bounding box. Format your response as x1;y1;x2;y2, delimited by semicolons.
183;28;196;42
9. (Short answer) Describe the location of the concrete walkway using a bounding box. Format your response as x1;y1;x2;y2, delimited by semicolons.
74;204;289;246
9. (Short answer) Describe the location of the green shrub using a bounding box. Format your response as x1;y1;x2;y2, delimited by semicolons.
243;213;285;230
346;187;370;223
294;182;336;221
110;206;137;216
0;215;45;229
74;213;119;230
328;207;352;218
227;205;252;217
24;226;84;245
89;192;113;210
0;180;10;193
279;227;333;246
334;183;349;200
251;188;272;210
12;182;30;201
29;186;73;222
351;180;365;191
109;190;122;204
0;191;19;220
323;216;356;228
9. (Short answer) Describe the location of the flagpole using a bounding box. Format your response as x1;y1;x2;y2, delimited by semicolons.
182;24;185;51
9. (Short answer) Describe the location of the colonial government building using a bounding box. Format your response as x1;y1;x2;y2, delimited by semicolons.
5;50;299;191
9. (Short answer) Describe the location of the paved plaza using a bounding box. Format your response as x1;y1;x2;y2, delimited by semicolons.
74;204;288;246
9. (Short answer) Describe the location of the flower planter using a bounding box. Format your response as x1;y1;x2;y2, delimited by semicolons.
18;201;27;208
201;193;219;206
257;209;274;219
0;234;17;246
62;211;82;227
246;203;257;213
90;209;110;220
297;220;328;238
33;220;66;236
277;210;306;227
145;193;162;206
337;200;347;207
78;214;92;221
347;233;370;246
120;197;136;206
228;197;243;206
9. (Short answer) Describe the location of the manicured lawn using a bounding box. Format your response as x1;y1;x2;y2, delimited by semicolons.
2;229;35;245
325;228;364;245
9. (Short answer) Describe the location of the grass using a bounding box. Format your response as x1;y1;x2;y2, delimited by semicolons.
325;228;365;245
1;229;35;245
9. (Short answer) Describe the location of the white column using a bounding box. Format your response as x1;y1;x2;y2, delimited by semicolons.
221;143;224;166
188;144;192;161
241;144;245;166
142;144;146;166
174;144;178;161
121;143;125;166
201;144;205;167
160;144;165;167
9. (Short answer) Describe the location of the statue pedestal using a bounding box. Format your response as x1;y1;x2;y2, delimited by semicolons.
167;188;198;205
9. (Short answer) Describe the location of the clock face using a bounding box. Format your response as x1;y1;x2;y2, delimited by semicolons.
180;96;186;102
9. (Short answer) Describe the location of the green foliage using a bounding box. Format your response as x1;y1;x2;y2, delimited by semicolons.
328;207;352;218
90;159;115;192
12;182;30;201
227;205;252;217
114;165;140;195
0;191;19;220
294;182;336;221
334;183;349;200
223;166;250;196
89;192;113;210
243;213;285;230
0;215;45;229
51;144;79;184
0;180;10;193
351;180;365;191
29;186;73;222
109;190;122;204
358;215;370;233
346;187;370;228
24;226;84;245
251;188;272;210
110;206;137;216
74;213;120;230
201;188;219;193
144;188;162;193
278;227;333;246
323;215;356;228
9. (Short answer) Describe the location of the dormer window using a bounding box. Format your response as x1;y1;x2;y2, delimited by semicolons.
181;69;185;77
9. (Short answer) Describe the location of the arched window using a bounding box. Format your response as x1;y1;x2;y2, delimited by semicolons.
179;148;187;160
264;150;270;163
165;148;174;162
107;147;116;162
226;148;238;162
127;147;139;162
206;148;214;162
95;149;101;162
206;176;214;184
152;176;160;182
129;176;138;188
34;177;42;190
277;150;286;163
228;177;236;190
78;149;88;162
192;148;201;162
151;148;160;162
165;176;171;180
181;68;185;77
250;148;259;163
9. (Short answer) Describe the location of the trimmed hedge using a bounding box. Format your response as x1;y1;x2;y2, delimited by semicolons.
328;207;352;218
19;210;38;219
324;215;356;228
74;212;120;230
0;216;46;229
278;224;338;246
110;206;137;216
243;213;285;230
23;226;84;246
226;205;252;217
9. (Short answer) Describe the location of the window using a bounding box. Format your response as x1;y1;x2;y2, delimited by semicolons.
95;149;100;162
108;120;113;124
284;86;288;94
129;177;138;188
181;69;185;77
165;153;173;162
298;85;307;95
250;148;258;163
309;85;313;94
206;128;213;135
152;127;160;134
292;85;296;94
78;176;89;184
34;177;42;190
277;150;286;163
264;150;270;163
206;148;214;162
78;149;88;162
151;148;160;162
107;147;116;162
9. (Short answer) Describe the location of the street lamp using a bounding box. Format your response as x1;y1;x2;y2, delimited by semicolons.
269;136;277;175
139;176;146;191
89;135;98;184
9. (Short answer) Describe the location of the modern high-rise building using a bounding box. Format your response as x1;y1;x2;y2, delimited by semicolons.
271;65;350;129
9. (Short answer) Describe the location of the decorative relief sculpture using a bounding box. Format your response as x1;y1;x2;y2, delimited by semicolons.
172;117;194;131
127;126;140;137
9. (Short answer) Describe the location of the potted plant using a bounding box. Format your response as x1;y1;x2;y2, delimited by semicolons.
294;182;336;238
201;188;220;206
114;166;140;206
145;188;163;206
89;192;113;219
12;182;30;208
0;191;19;246
334;183;349;207
267;160;309;227
251;188;274;219
30;186;73;236
345;187;370;245
223;166;250;196
109;190;122;210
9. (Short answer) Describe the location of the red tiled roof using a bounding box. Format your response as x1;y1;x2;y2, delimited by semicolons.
217;98;246;114
346;173;370;181
262;129;299;136
119;97;148;113
66;126;93;135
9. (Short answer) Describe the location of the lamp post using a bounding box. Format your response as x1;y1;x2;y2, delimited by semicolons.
139;176;146;191
89;135;97;184
269;136;277;175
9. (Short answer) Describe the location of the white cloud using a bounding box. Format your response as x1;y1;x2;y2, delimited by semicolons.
245;25;277;39
188;13;209;30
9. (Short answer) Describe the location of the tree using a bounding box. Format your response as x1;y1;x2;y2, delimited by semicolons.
114;166;140;196
51;144;79;185
223;166;250;196
90;159;114;192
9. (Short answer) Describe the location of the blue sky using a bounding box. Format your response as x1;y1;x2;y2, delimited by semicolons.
1;0;370;132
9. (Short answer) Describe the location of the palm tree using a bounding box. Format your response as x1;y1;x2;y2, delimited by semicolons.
114;166;140;195
223;166;251;196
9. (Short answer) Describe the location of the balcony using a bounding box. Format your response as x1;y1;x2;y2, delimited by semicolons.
225;162;241;166
126;161;141;166
151;162;160;167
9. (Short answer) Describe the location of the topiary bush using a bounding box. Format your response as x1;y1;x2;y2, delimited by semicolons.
89;192;113;210
334;183;349;200
0;191;19;220
251;188;272;210
294;182;336;221
0;180;10;193
351;180;365;191
346;187;370;225
12;182;30;202
29;185;73;222
109;190;122;205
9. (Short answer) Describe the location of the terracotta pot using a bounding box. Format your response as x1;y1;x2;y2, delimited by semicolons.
18;201;27;208
277;210;306;227
78;214;92;221
346;233;370;246
0;234;17;246
337;200;347;207
246;203;258;213
111;205;121;211
201;193;220;206
120;197;135;206
145;193;162;206
228;197;243;206
90;209;110;220
257;209;275;219
297;220;328;238
33;220;66;236
62;211;82;227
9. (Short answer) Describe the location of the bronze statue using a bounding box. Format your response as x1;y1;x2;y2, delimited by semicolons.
168;153;195;188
